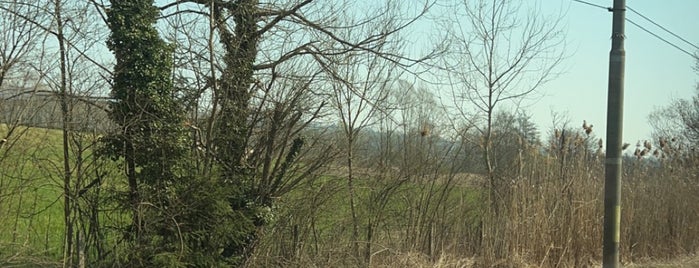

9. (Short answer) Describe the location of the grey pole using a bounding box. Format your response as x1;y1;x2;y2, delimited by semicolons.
603;0;626;267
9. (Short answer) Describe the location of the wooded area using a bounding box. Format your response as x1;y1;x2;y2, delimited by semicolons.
0;0;697;267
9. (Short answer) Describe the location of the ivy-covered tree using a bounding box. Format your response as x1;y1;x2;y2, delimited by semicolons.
104;0;185;233
103;0;248;266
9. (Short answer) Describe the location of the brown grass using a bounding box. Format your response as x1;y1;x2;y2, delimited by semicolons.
247;130;699;267
627;254;699;268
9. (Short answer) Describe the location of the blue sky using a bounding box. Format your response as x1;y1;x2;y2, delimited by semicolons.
151;0;697;145
528;0;698;144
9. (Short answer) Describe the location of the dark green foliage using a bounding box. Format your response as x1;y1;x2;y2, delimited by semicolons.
212;1;257;181
209;1;266;261
113;175;254;267
104;0;186;178
101;0;252;266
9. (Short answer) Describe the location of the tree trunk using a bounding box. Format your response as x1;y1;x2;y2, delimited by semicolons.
346;138;361;263
55;0;73;265
214;0;258;182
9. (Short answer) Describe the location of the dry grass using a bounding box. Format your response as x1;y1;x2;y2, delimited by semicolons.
373;254;699;268
371;251;475;268
242;128;699;268
372;252;699;268
249;145;699;267
625;254;699;268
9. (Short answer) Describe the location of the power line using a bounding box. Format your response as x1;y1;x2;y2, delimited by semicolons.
571;0;699;59
626;18;699;60
571;0;608;10
627;6;699;51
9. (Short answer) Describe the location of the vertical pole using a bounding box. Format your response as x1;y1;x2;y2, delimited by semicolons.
603;0;625;267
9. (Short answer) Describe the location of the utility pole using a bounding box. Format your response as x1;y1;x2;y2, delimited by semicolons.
603;0;625;267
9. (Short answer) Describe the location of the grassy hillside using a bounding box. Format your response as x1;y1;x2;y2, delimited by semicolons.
1;124;698;267
0;124;121;265
0;124;67;261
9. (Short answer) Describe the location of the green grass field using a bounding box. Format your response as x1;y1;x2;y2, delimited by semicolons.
1;124;68;262
1;124;698;267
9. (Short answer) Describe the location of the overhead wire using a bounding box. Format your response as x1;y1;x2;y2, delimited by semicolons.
571;0;608;10
626;6;699;51
625;18;698;60
571;0;699;59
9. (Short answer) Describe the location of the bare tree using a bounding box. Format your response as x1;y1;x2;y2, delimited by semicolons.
326;39;400;264
440;0;564;264
0;1;52;263
648;57;699;160
0;0;49;145
0;0;45;89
